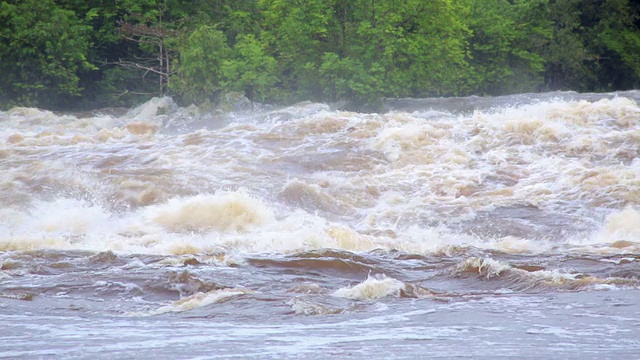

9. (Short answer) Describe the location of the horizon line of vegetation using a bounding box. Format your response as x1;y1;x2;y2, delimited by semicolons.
1;0;640;111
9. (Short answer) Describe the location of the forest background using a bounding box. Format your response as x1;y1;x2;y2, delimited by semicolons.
1;0;639;111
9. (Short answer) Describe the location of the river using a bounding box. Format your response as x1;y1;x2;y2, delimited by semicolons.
1;91;639;358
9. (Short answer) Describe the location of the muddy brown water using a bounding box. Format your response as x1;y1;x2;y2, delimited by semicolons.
1;92;640;358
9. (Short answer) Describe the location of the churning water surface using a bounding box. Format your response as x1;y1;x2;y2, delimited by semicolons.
1;92;639;359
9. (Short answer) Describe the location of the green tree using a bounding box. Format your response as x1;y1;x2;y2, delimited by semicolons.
221;34;277;103
541;0;640;91
0;0;95;108
47;0;181;108
543;0;593;89
194;0;262;43
588;0;640;90
318;52;385;107
465;0;551;95
318;0;471;106
258;0;334;101
114;0;185;97
2;0;640;109
171;24;231;105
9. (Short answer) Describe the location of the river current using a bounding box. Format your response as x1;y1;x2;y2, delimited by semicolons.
1;92;639;358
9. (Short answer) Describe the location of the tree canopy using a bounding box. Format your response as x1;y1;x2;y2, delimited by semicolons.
1;0;639;110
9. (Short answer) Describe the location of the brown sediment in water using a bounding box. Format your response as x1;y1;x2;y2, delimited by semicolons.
0;95;639;330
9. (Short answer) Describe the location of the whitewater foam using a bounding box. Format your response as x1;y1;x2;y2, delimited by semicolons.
146;191;275;233
333;275;407;300
136;288;251;316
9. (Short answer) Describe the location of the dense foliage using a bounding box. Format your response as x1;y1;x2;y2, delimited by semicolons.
1;0;639;110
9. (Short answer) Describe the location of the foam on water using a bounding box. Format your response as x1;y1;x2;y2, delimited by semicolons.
146;191;275;233
453;256;638;290
3;94;640;360
332;275;407;300
454;257;512;278
126;96;176;123
0;195;638;256
596;206;640;242
135;288;252;316
287;298;342;315
1;95;639;257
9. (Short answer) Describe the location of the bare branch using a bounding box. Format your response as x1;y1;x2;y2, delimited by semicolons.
103;59;169;77
115;60;169;76
119;34;161;45
113;89;156;98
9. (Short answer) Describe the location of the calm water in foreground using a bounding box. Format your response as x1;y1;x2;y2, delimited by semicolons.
1;92;639;358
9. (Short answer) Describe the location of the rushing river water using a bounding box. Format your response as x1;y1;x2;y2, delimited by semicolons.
1;91;640;359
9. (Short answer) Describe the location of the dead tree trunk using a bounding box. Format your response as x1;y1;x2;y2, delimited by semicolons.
114;11;177;97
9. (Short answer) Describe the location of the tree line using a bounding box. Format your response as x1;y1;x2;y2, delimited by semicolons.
1;0;639;110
